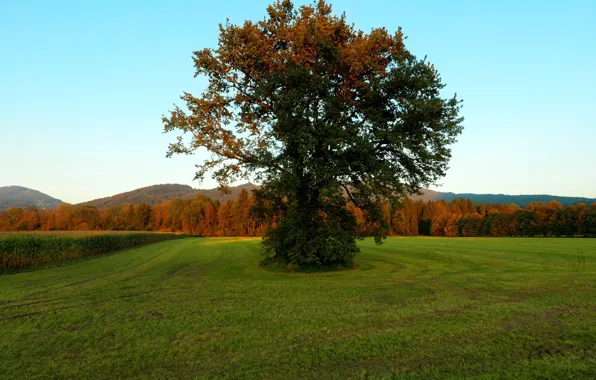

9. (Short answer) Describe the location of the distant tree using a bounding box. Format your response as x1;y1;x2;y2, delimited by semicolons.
562;205;578;236
151;203;168;231
490;212;514;237
431;213;459;237
202;201;219;236
443;214;460;237
459;213;483;237
232;189;251;236
4;193;596;239
124;204;136;230
547;200;563;211
20;206;41;231
0;212;8;231
391;207;408;236
166;199;187;231
391;198;418;236
512;210;532;236
103;206;125;230
42;209;58;231
217;201;234;236
136;203;152;230
181;198;203;235
6;207;25;230
419;201;438;236
55;203;75;230
73;206;101;230
586;205;596;236
526;202;548;236
480;214;493;236
575;203;588;237
163;0;463;266
548;209;565;237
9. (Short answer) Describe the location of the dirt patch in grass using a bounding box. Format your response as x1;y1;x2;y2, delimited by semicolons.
433;307;467;316
528;342;576;360
148;310;165;319
61;324;85;332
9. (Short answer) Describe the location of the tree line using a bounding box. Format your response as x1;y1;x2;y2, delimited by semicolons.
1;189;595;237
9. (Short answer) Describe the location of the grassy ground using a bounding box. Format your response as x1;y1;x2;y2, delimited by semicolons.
1;237;595;379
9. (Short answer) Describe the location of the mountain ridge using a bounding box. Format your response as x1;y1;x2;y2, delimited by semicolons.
0;186;63;211
79;184;595;209
1;184;594;210
78;183;260;208
435;192;596;207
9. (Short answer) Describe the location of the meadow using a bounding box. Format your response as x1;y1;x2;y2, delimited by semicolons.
1;237;595;379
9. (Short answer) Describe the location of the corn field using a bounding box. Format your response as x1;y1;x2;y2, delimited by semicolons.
0;232;185;270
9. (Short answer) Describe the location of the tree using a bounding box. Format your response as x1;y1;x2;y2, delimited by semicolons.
587;205;596;236
418;201;438;236
562;205;578;236
480;214;493;236
5;207;25;230
431;214;459;237
490;212;514;237
166;199;186;232
548;209;566;237
232;189;251;236
575;203;588;237
391;198;418;236
181;198;204;235
217;201;234;236
512;210;532;236
163;0;463;266
103;206;125;230
136;203;152;230
55;203;75;230
527;202;549;236
459;213;483;237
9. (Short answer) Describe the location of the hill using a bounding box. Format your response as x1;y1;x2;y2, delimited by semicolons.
192;183;260;203
0;186;62;211
80;183;259;208
419;191;596;207
79;183;594;209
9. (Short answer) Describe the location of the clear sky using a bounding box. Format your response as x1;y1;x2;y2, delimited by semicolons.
1;0;595;203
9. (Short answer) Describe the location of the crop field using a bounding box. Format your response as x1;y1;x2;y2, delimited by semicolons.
0;231;184;270
1;237;595;379
0;231;184;236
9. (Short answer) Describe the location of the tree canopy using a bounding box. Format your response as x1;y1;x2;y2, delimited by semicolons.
163;0;463;267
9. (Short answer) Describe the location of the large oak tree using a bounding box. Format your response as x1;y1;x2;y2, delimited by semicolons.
163;0;463;266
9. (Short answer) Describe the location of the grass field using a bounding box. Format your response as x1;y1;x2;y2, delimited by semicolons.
1;237;595;379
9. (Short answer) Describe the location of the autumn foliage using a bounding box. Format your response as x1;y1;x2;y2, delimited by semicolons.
163;0;463;266
2;192;595;238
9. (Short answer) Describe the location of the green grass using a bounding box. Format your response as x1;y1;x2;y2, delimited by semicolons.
1;237;595;379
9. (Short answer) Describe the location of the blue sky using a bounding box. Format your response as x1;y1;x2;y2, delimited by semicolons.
1;0;594;203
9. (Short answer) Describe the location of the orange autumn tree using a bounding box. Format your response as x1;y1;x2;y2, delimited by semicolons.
163;0;463;267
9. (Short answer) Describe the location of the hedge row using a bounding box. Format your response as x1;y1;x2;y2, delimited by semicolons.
0;233;185;270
